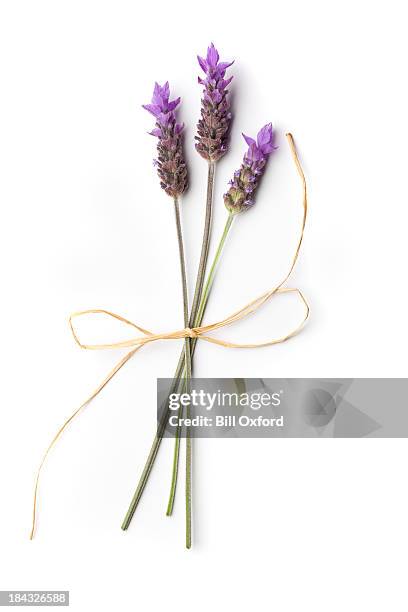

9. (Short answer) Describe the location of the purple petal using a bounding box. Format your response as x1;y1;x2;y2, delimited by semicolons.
152;83;170;107
157;111;172;126
142;103;161;117
151;83;160;103
261;142;276;155
197;55;207;72
245;144;263;162
242;133;256;147
209;89;222;104
167;97;181;112
206;43;219;68
162;81;170;99
149;127;162;137
217;61;234;73
256;123;273;152
218;76;233;90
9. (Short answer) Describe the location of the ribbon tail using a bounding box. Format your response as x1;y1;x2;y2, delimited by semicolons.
30;346;141;540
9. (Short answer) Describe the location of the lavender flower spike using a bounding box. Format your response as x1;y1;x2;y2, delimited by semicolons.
143;82;188;198
195;43;234;162
224;123;276;214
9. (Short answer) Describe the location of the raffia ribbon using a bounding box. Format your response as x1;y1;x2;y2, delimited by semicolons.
30;133;309;539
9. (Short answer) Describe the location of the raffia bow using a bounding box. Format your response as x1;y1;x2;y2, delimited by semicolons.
30;133;308;539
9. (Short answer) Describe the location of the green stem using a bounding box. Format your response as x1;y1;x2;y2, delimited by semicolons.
121;163;216;532
165;381;185;516
173;212;235;548
189;162;216;322
172;213;235;381
185;407;192;548
166;162;215;524
195;212;234;327
173;197;193;549
173;197;192;382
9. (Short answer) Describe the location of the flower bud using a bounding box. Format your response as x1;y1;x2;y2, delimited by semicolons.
143;82;188;198
224;124;276;214
195;43;234;162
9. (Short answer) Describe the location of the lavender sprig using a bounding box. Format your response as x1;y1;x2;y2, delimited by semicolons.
121;83;191;536
224;123;276;214
167;44;234;544
143;82;188;197
195;43;234;162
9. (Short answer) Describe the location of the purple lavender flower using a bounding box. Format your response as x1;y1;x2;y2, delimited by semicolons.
195;43;234;162
143;82;188;198
224;123;276;214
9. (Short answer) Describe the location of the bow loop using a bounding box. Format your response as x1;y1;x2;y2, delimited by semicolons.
69;309;155;351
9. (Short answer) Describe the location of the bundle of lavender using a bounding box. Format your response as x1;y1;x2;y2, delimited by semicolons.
30;44;309;549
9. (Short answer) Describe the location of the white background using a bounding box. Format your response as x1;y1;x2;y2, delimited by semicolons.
1;0;408;610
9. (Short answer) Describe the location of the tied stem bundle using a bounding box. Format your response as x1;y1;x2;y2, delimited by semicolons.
123;118;277;544
124;44;235;546
30;133;308;542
